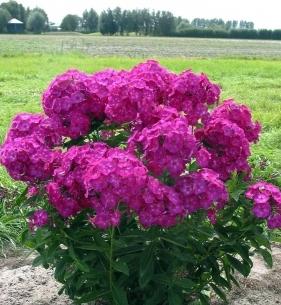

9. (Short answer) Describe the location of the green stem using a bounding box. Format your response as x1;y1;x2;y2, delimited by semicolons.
109;226;115;293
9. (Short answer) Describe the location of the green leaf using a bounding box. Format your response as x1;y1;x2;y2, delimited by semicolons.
145;290;164;305
168;288;183;305
76;244;107;252
236;244;253;266
139;242;155;288
20;229;29;244
199;293;210;305
174;278;195;291
75;290;110;304
212;273;231;290
230;189;244;202
259;248;273;268
15;187;28;205
188;160;199;172
210;283;227;302
229;274;240;287
32;255;43;267
254;235;271;249
113;260;129;276
112;282;128;305
69;244;90;273
226;255;250;277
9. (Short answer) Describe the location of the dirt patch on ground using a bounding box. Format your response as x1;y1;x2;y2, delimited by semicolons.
0;250;71;305
0;246;281;305
216;245;281;305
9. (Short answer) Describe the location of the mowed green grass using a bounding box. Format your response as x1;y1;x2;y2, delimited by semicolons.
0;54;281;186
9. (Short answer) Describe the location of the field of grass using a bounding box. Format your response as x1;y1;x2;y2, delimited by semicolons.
0;53;281;188
1;34;281;58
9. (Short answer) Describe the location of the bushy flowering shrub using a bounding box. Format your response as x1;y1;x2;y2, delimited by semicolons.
0;60;279;305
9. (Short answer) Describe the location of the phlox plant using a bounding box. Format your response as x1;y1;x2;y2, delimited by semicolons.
0;60;280;305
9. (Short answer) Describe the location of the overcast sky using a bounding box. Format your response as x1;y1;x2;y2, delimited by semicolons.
17;0;281;29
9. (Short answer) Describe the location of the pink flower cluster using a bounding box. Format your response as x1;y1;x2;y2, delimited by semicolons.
128;117;197;178
195;118;251;180
1;60;279;230
175;169;229;215
0;136;60;183
209;99;261;143
168;70;220;125
28;209;49;231
0;113;61;183
246;182;281;229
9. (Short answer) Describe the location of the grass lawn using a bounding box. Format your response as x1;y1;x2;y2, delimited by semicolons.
0;54;281;186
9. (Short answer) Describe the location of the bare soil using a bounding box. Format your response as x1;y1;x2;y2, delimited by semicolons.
0;246;280;305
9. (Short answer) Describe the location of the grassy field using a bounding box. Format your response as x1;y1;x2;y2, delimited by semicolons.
0;53;281;187
1;34;281;58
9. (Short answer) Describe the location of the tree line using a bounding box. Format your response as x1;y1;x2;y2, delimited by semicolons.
0;0;281;40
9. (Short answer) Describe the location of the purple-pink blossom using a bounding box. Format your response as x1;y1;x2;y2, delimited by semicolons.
195;118;251;180
0;136;61;183
29;209;49;231
246;181;281;229
128;117;197;178
209;99;261;143
175;169;228;215
168;70;220;125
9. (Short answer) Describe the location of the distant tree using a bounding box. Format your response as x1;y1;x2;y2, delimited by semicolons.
131;9;141;35
61;14;80;31
259;29;272;40
26;11;46;33
232;20;238;29
0;8;11;33
31;7;48;24
24;7;30;24
82;8;98;32
225;20;232;31
158;11;175;35
141;9;152;35
121;9;134;35
176;19;190;32
272;29;281;40
0;0;25;22
246;22;254;30
99;9;118;35
113;6;122;33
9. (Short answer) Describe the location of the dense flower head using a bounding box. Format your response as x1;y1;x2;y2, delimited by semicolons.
196;118;251;180
28;209;49;231
105;75;156;124
6;113;43;141
5;113;62;148
175;169;228;215
3;60;276;231
136;177;182;228
133;105;181;129
130;60;175;104
246;181;281;229
0;136;60;183
168;70;221;125
128;117;197;178
46;143;108;217
42;69;92;138
42;69;120;139
209;99;261;142
84;148;148;228
85;69;121;120
42;69;89;117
